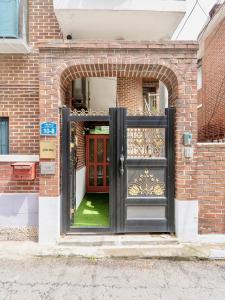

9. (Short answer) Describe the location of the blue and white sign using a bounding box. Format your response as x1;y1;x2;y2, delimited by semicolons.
40;122;57;136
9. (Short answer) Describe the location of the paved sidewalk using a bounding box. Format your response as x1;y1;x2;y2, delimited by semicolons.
0;257;225;300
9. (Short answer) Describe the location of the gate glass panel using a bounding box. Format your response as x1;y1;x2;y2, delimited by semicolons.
127;128;165;158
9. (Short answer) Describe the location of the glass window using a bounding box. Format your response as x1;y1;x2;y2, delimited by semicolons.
0;0;19;38
97;139;104;163
0;118;9;154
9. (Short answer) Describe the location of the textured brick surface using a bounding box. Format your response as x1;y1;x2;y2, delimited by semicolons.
74;122;85;170
198;18;225;141
0;163;39;193
39;40;198;199
197;144;225;234
0;0;60;194
117;78;143;111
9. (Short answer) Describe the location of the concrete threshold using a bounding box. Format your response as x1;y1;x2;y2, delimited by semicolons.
58;234;178;247
0;238;225;260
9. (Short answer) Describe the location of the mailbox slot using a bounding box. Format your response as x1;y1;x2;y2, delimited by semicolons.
11;163;36;181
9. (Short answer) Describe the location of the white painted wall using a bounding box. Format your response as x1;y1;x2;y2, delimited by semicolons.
159;81;168;109
88;77;117;111
76;167;86;208
54;0;186;40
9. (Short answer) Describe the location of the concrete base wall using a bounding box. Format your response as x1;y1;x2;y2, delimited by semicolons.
0;193;38;241
0;193;38;227
175;199;199;242
39;196;60;245
1;194;224;244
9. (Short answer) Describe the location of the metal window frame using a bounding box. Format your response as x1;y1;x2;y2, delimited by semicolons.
0;0;28;40
0;117;9;155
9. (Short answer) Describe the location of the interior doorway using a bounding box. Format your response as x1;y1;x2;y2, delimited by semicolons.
71;123;110;228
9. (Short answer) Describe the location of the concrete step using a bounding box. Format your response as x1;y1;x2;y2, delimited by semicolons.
58;234;178;247
1;241;225;259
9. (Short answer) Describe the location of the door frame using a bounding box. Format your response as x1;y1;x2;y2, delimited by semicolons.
61;107;115;234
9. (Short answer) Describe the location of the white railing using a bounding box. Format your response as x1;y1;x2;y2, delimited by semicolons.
144;93;160;113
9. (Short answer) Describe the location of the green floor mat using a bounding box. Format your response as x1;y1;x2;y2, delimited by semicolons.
73;193;109;227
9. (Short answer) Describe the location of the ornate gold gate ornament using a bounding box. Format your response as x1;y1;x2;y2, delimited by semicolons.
72;108;109;116
127;128;165;158
128;169;165;197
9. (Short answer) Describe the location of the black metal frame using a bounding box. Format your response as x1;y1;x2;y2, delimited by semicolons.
120;108;175;233
61;107;175;234
122;108;175;233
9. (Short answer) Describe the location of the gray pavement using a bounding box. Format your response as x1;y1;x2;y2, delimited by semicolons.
0;257;225;300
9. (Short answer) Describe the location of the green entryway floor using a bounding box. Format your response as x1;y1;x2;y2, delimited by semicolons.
73;193;109;227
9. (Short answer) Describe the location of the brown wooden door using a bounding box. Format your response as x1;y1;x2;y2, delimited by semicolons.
86;134;109;193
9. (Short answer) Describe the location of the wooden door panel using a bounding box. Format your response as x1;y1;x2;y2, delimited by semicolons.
86;134;109;193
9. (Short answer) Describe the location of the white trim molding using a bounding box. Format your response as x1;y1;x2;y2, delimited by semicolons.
0;155;39;162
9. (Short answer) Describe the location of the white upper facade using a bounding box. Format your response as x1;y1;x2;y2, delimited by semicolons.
53;0;186;41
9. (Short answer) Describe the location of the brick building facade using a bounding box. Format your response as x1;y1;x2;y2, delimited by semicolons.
198;3;225;141
0;0;225;244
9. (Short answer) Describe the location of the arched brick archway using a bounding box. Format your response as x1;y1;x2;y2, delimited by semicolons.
38;41;198;242
57;62;179;106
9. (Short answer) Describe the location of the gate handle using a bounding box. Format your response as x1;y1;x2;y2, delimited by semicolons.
120;153;125;176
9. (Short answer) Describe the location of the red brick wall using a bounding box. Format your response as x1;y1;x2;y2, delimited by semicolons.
39;41;198;203
0;163;39;193
74;122;85;170
198;18;225;141
197;144;225;234
117;78;143;111
0;0;61;193
197;16;225;234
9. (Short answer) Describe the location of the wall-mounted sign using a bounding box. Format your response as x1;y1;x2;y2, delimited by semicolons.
40;141;56;159
40;162;56;175
40;122;57;136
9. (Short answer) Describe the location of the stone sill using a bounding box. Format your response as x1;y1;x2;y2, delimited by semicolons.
0;39;30;54
0;155;39;162
197;143;225;147
38;40;198;51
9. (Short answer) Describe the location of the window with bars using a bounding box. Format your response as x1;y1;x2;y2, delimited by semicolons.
0;118;9;154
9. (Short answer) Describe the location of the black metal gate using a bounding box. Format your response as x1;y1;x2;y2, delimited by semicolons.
61;107;175;234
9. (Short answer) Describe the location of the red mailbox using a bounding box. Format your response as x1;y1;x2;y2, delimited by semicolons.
11;163;36;181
